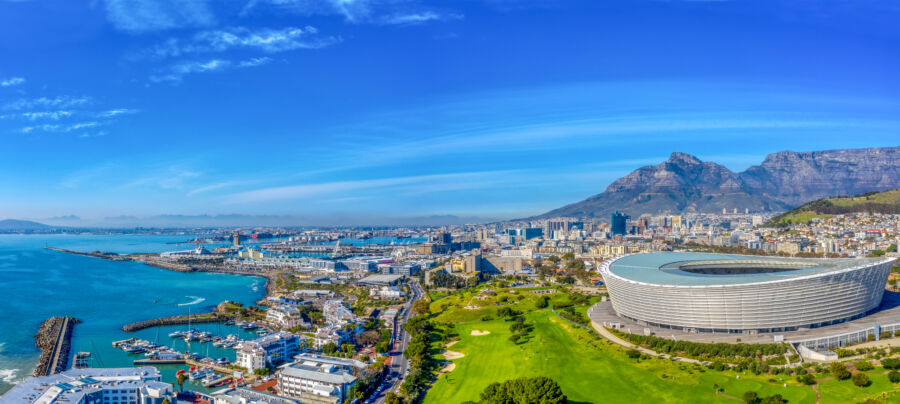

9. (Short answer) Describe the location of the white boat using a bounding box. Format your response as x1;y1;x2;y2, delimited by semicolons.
168;331;185;338
188;368;214;380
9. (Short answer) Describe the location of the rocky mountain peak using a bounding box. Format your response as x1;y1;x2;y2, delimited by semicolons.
667;152;702;165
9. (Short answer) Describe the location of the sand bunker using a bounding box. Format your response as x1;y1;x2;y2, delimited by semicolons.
446;340;459;348
440;362;456;373
443;350;465;360
470;330;491;336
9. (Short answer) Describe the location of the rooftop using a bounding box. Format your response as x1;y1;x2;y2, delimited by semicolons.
605;252;894;286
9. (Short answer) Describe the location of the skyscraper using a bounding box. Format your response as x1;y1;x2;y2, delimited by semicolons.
611;211;630;236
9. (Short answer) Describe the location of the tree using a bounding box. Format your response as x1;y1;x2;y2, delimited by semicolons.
796;373;816;385
322;342;338;355
479;376;566;404
535;296;549;309
411;299;431;316
742;391;758;404
626;349;641;359
384;392;401;404
830;362;851;380
883;358;900;370
175;372;186;392
161;399;170;404
889;370;900;383
254;368;269;376
852;372;870;387
855;360;874;371
759;394;786;404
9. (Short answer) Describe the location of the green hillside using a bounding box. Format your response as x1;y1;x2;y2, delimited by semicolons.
767;188;900;227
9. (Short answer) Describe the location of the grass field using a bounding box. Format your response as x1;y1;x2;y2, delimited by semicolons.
422;285;900;404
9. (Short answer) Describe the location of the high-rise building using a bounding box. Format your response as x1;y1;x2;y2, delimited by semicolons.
439;232;452;244
233;233;241;246
611;211;630;236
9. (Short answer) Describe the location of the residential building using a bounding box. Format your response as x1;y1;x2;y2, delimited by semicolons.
267;304;307;329
277;354;367;403
236;332;301;371
0;367;174;404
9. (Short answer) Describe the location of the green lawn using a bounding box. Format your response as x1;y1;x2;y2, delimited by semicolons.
816;372;900;404
424;310;817;404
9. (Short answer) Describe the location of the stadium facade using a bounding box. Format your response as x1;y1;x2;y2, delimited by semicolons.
600;252;896;334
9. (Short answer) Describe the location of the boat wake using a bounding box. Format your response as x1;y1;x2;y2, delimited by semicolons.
0;368;18;384
251;280;259;292
178;296;206;306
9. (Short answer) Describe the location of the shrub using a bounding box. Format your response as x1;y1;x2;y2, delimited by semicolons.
855;360;874;371
890;370;900;383
742;391;758;404
830;362;851;380
796;373;816;385
626;349;641;359
882;357;900;370
852;372;870;387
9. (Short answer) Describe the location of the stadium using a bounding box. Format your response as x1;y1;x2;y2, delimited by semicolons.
599;252;896;334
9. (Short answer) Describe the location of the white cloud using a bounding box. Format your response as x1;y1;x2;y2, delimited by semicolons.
238;57;273;68
381;11;461;25
4;96;91;111
103;0;215;33
1;77;25;87
21;121;102;134
243;0;373;22
100;108;138;118
225;170;516;203
145;26;339;59
150;57;274;82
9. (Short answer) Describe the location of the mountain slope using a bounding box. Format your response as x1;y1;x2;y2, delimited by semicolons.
539;146;900;220
766;188;900;226
0;219;52;231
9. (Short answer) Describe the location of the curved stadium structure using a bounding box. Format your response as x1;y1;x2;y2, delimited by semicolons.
600;252;896;334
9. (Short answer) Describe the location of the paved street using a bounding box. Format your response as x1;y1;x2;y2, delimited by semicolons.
370;279;424;404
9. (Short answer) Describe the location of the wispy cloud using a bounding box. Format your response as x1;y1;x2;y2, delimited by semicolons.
102;0;215;33
381;11;462;25
21;121;102;134
3;96;91;111
142;26;339;60
242;0;373;22
0;110;73;121
100;108;138;118
225;170;517;203
150;57;272;83
1;77;25;87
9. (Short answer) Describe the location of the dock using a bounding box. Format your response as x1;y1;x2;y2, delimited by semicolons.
33;316;78;376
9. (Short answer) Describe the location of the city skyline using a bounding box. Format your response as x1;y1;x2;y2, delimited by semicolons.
2;0;900;223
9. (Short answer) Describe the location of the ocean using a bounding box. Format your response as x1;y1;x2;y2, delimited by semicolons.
0;234;267;394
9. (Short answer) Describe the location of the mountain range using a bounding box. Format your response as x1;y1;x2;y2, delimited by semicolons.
539;146;900;220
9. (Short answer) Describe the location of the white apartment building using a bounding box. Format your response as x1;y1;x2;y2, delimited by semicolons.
277;354;367;402
236;332;301;371
1;367;174;404
267;304;306;329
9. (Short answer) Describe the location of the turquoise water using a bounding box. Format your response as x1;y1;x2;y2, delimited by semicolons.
0;235;266;394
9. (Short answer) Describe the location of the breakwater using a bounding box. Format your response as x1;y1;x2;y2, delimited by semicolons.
33;316;78;376
121;313;228;332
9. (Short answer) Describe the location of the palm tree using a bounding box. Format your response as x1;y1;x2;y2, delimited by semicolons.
176;372;186;392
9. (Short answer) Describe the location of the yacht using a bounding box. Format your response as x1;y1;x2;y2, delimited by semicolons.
189;367;215;380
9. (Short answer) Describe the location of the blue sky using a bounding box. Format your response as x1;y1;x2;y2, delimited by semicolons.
1;0;899;224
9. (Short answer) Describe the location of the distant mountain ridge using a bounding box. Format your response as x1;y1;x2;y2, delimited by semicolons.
0;219;52;231
767;188;900;227
539;146;900;220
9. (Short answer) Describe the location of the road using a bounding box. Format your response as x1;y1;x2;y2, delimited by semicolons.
370;278;425;404
47;317;71;376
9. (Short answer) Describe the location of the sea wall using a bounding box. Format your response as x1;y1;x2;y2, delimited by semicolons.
33;316;77;376
121;313;227;332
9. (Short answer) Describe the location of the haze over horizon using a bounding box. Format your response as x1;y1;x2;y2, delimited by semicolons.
2;0;900;224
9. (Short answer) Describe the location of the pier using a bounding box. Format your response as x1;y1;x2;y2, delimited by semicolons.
33;316;78;376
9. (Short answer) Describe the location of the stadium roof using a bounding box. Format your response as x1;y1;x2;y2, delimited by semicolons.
604;252;893;287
